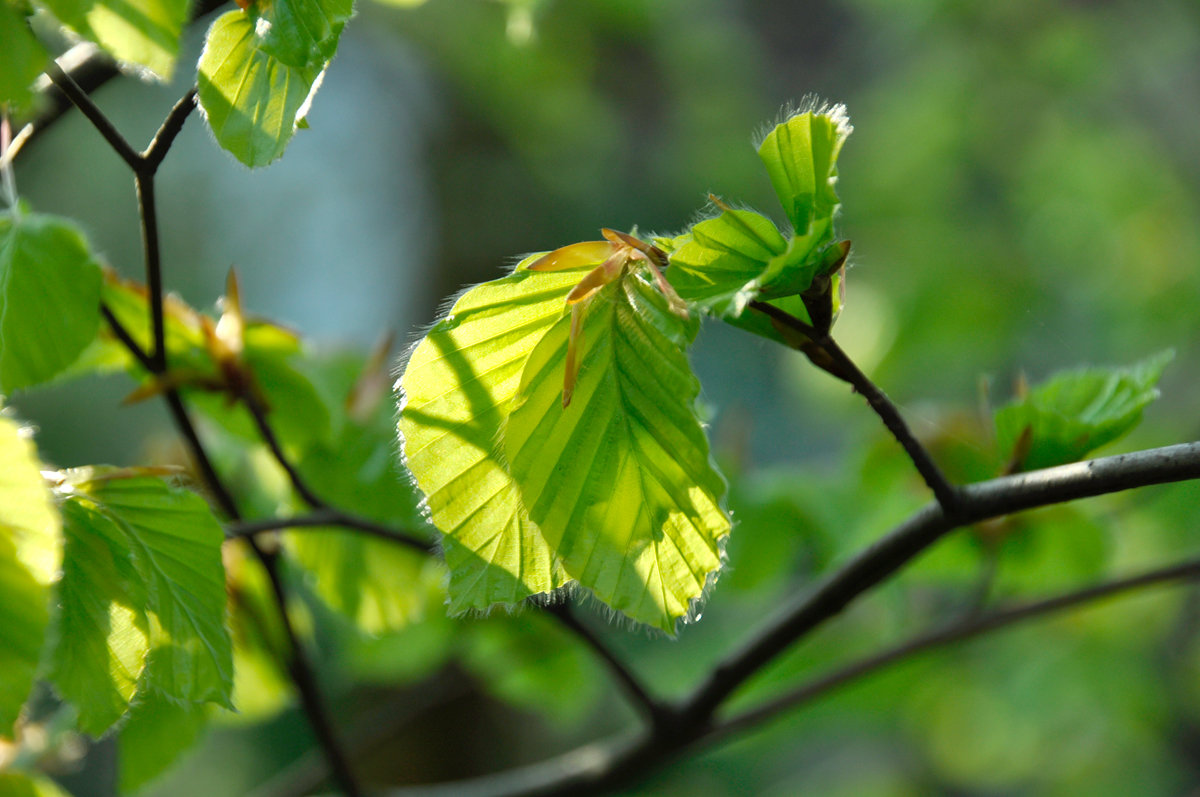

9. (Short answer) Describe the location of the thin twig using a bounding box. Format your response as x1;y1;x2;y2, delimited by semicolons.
136;174;168;371
44;62;141;170
227;508;434;554
750;300;960;512
240;389;327;508
714;552;1200;739
143;88;198;169
544;603;666;729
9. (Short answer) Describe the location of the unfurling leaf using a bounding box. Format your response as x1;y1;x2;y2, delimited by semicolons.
995;350;1173;471
399;236;730;633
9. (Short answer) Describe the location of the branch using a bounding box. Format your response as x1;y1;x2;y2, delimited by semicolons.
226;508;434;554
680;440;1200;721
714;551;1200;739
750;300;959;512
44;62;140;170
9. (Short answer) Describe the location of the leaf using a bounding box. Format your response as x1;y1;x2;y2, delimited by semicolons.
0;4;48;111
56;470;233;709
0;773;73;797
504;274;729;633
47;499;150;737
117;689;208;793
197;11;325;168
995;350;1173;471
757;105;853;232
398;259;581;612
37;0;189;79
251;0;353;69
0;412;60;732
0;207;103;393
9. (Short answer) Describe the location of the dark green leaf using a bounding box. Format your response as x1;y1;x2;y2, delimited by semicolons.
0;5;48;111
0;207;102;393
118;689;208;793
251;0;353;69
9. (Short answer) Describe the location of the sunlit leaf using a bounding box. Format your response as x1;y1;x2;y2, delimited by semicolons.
398;258;580;612
504;273;729;632
757;106;852;232
197;11;325;168
0;4;48;111
0;206;102;393
995;350;1173;471
38;0;188;78
117;689;208;793
251;0;353;69
0;413;60;731
48;499;150;736
57;470;233;708
0;772;73;797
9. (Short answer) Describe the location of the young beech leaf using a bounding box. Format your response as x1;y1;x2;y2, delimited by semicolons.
37;0;188;79
505;272;729;633
0;206;103;393
198;11;325;168
995;350;1173;471
0;4;48;110
0;412;61;732
757;104;853;233
399;239;730;632
250;0;353;69
54;469;233;710
399;260;582;613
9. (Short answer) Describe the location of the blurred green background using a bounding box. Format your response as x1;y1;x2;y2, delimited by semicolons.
12;0;1200;794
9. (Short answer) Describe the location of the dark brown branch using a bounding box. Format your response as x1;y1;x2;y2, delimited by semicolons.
240;389;327;508
101;302;154;372
226;508;434;554
143;88;197;169
680;440;1200;722
714;552;1200;739
750;300;960;512
44;62;140;170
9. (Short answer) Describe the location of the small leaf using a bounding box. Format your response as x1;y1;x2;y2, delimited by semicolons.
995;351;1174;471
0;207;103;393
251;0;353;69
398;259;581;612
505;273;729;632
0;4;49;111
37;0;189;78
0;772;74;797
57;470;233;708
0;411;60;732
117;689;208;793
757;105;852;232
198;11;325;168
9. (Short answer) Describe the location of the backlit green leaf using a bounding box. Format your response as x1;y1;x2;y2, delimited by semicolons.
198;11;325;168
118;689;208;793
398;259;580;612
251;0;353;69
668;207;786;317
757;106;852;232
995;350;1173;471
0;206;102;393
57;470;233;708
0;4;48;111
0;413;60;732
48;499;150;736
38;0;188;78
505;274;728;632
0;772;73;797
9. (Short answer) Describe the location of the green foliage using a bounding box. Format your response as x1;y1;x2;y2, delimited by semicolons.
36;0;188;78
197;11;327;168
0;4;48;111
995;351;1172;470
117;690;208;793
0;206;102;394
0;412;60;732
53;469;233;715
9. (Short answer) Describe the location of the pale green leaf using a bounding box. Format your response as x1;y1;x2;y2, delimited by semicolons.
252;0;353;69
0;207;103;393
757;106;853;232
38;0;189;78
0;4;49;111
667;207;786;317
505;275;730;633
0;412;60;731
0;772;73;797
198;11;324;168
398;259;582;612
48;499;150;737
118;689;208;793
57;470;233;708
995;350;1173;471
